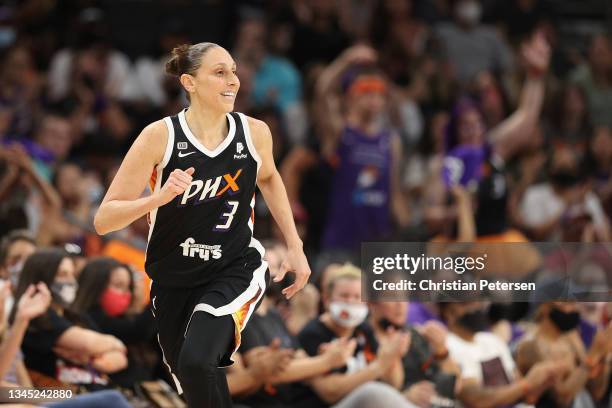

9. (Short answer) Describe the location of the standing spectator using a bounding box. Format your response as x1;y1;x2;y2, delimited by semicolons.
233;16;307;145
434;0;513;84
313;45;410;259
47;8;132;103
0;144;61;238
289;0;352;70
0;44;44;140
425;31;550;241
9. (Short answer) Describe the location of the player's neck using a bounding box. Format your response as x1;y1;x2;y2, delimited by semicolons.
184;103;228;146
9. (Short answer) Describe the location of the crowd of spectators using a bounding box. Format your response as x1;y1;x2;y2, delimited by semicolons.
1;0;612;407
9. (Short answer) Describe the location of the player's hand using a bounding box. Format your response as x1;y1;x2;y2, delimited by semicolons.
156;167;195;206
273;246;311;299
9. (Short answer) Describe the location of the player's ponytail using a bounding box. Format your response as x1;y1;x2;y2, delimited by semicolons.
165;42;219;77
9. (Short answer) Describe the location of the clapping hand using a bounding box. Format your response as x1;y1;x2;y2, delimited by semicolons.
16;282;51;322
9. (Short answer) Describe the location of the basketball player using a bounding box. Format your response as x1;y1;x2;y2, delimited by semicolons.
93;43;311;407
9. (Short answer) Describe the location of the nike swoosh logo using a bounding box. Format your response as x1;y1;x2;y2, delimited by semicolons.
178;151;196;158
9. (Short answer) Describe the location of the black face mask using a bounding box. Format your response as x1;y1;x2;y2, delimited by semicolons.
549;306;580;332
488;302;529;323
550;170;580;188
378;317;405;332
457;309;489;333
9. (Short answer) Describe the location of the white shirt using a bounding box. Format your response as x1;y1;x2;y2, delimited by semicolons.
446;331;516;384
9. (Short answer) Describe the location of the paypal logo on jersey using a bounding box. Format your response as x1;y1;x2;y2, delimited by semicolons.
179;169;242;205
179;237;222;260
234;142;248;159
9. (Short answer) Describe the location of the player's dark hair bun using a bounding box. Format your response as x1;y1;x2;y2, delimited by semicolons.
165;42;219;77
165;44;191;76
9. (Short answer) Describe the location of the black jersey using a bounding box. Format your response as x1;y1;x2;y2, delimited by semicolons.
145;109;266;290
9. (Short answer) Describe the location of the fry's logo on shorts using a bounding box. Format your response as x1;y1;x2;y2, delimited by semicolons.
179;238;222;260
179;169;242;206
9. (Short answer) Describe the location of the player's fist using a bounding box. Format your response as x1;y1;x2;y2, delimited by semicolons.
157;167;195;206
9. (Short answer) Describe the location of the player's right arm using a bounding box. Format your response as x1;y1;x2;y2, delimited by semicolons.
94;120;194;235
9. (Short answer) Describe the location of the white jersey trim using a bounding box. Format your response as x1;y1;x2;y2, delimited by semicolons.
160;117;175;168
146;117;174;251
185;258;267;327
178;108;236;157
237;112;262;172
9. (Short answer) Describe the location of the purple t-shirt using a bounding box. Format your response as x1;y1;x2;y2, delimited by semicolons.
322;126;392;251
442;144;490;189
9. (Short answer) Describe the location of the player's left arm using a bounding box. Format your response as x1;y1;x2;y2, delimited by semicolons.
250;117;311;299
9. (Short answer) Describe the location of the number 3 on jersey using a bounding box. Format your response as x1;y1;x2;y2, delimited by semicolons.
214;200;239;231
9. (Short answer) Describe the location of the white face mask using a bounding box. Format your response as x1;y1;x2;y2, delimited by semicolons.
51;282;77;305
456;1;482;25
7;260;24;288
329;301;369;328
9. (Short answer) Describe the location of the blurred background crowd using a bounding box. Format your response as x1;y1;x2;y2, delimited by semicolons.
1;0;612;407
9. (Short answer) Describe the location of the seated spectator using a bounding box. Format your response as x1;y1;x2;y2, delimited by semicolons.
439;301;565;407
0;229;36;287
1;281;50;387
71;257;157;388
0;279;132;408
570;33;612;128
231;274;352;407
264;242;319;336
543;84;592;154
518;147;610;242
10;248;127;390
585;126;612;217
516;302;612;407
297;264;412;408
368;300;460;407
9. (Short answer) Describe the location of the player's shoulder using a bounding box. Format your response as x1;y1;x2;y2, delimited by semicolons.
132;119;171;165
242;115;270;135
142;118;169;139
240;114;272;148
